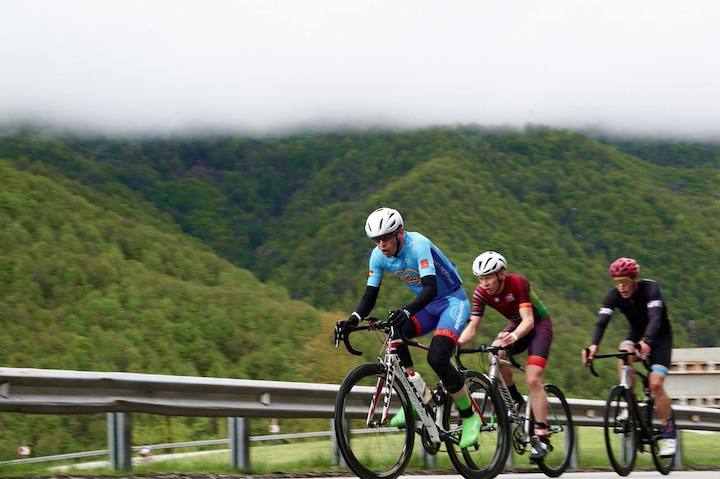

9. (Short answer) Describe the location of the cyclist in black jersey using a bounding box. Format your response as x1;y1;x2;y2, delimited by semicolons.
581;257;676;456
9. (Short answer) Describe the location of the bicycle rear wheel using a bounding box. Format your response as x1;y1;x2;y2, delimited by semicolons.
603;385;638;476
444;371;509;479
649;403;674;475
334;362;415;479
530;384;574;477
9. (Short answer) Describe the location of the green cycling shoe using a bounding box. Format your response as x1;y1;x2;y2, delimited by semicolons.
459;413;481;448
389;406;420;428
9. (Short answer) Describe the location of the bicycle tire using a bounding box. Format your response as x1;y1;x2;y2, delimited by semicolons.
530;384;575;477
334;362;415;479
649;402;675;475
603;385;638;476
444;371;510;479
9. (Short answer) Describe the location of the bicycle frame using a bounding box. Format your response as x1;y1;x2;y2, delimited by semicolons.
484;349;534;444
376;336;446;443
606;354;655;443
343;320;455;445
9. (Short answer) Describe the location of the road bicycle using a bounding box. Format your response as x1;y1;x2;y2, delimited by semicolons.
586;348;675;476
456;344;574;477
333;316;509;479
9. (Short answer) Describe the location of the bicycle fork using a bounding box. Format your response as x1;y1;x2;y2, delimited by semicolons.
371;344;445;443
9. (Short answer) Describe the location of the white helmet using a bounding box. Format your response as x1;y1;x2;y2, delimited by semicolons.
472;251;507;276
365;207;404;238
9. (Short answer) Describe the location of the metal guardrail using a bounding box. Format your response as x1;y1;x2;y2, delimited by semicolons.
2;367;720;470
0;367;340;417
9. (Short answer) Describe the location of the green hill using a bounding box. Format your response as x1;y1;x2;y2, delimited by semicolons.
0;161;350;458
0;126;718;458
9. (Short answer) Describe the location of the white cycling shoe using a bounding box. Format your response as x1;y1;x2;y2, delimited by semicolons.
659;438;676;457
616;408;629;422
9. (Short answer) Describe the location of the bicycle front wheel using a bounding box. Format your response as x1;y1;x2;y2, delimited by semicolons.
603;385;638;476
444;371;510;479
334;362;415;479
531;384;574;477
649;403;674;475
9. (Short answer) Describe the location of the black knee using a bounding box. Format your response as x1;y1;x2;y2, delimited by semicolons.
428;335;464;394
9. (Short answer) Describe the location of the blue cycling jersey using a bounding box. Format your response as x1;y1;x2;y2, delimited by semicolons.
367;231;462;298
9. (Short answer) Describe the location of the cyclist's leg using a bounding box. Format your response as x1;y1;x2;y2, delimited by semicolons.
429;292;468;396
430;292;479;447
389;308;439;427
649;333;675;454
505;329;531;407
395;313;428;373
525;317;552;436
619;335;640;390
525;320;553;459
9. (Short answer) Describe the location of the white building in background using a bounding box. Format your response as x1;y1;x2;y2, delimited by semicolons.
666;347;720;408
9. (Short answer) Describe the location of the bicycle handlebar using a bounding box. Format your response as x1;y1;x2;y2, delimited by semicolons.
456;343;522;371
584;346;651;377
335;315;424;356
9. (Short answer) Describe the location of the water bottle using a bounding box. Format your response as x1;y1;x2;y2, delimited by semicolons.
408;371;433;404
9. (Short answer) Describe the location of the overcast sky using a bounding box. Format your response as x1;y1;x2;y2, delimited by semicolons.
1;0;719;138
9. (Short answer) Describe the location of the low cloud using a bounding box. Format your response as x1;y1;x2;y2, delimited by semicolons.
2;0;719;138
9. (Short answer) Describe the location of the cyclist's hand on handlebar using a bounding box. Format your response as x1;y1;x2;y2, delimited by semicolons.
637;340;651;360
387;308;410;327
582;344;597;365
495;331;518;348
334;314;360;346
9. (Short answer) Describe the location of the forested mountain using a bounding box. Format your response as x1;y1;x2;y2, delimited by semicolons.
0;161;352;458
0;126;718;458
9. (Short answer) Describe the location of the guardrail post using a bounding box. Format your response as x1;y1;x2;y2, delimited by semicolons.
330;418;347;467
229;417;250;471
674;429;682;466
107;412;132;471
417;437;436;468
568;424;578;468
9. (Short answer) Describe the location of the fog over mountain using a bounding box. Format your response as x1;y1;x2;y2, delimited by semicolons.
2;0;719;138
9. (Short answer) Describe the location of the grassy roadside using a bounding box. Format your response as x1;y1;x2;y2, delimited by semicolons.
1;428;718;477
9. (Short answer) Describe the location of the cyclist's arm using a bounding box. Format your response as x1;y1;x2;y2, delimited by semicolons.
641;285;666;344
352;285;379;319
510;304;535;340
459;286;486;345
403;275;437;316
458;315;481;345
591;291;617;346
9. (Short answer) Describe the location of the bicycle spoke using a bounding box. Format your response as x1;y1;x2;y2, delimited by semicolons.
532;384;574;477
649;403;674;474
335;363;414;479
604;386;637;476
444;372;509;479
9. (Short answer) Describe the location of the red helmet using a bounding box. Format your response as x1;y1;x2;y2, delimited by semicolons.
609;257;639;278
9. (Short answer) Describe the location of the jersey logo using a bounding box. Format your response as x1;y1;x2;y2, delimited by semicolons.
420;259;429;269
394;269;422;286
504;293;515;302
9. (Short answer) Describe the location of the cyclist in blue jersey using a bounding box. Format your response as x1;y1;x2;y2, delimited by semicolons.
335;207;480;448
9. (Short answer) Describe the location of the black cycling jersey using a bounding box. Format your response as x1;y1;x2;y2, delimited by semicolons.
591;279;672;346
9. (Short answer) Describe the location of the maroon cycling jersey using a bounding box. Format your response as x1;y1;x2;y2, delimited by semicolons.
471;273;550;324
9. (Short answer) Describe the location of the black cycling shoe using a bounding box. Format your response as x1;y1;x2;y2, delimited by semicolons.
529;435;553;462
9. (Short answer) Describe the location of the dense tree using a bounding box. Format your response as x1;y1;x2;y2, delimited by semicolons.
0;126;717;458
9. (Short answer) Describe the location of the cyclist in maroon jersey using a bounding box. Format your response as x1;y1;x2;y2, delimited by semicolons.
581;257;676;456
458;251;554;461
